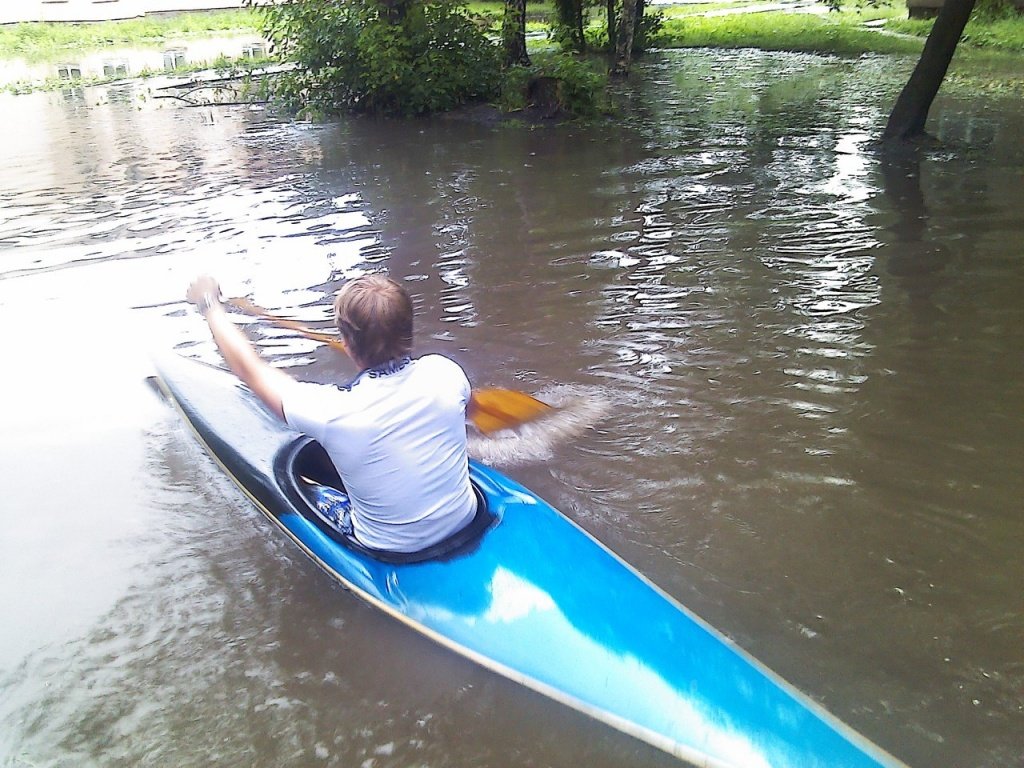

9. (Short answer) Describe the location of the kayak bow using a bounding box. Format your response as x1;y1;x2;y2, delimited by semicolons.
152;354;909;768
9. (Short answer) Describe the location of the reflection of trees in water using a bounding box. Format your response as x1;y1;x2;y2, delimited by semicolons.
841;139;1024;768
315;117;642;385
877;146;952;334
306;53;908;401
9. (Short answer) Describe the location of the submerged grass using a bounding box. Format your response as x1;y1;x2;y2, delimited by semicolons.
652;0;1024;56
0;9;260;62
942;47;1024;93
649;6;1024;93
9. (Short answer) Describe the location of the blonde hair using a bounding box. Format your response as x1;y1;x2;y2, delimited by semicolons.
334;275;413;368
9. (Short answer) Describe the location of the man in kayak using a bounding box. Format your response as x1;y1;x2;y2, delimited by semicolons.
186;274;477;554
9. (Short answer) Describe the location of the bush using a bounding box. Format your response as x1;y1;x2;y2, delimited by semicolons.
584;6;666;54
499;53;608;116
258;0;503;116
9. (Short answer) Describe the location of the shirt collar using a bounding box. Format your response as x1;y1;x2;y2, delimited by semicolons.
342;356;412;390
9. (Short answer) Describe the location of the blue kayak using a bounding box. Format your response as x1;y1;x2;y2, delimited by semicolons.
152;354;909;768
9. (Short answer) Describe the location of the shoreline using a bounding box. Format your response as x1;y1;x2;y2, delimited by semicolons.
3;3;1023;96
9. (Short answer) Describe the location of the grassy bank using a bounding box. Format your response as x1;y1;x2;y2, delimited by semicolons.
649;0;1024;56
5;2;1024;61
467;0;555;19
653;11;925;55
889;13;1024;51
0;9;259;62
3;2;1023;97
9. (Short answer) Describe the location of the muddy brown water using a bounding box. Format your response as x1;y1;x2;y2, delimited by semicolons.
1;50;1021;768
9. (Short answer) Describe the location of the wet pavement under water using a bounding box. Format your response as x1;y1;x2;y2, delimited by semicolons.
0;49;1021;768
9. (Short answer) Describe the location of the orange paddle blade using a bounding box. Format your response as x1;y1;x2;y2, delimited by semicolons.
469;388;552;435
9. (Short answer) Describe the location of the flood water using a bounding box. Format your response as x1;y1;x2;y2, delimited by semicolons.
1;49;1021;768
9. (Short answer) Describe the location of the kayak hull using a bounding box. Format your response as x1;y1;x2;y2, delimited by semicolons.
153;354;908;768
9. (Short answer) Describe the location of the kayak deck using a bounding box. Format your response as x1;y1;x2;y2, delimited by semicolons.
153;354;909;768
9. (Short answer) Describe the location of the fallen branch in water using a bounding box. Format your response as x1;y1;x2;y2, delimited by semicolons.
153;89;269;107
151;63;291;106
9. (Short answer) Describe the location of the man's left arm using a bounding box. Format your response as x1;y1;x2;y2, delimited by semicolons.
187;276;291;421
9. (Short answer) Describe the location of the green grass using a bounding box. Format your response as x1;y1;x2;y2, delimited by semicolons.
659;1;790;18
645;3;1024;94
650;0;1024;56
467;0;554;17
5;1;1023;64
653;11;925;55
0;9;260;62
887;13;1024;51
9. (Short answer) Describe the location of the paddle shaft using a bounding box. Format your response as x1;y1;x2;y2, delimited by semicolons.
226;297;349;355
223;297;551;434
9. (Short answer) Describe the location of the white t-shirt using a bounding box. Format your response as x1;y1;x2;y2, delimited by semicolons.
282;354;476;553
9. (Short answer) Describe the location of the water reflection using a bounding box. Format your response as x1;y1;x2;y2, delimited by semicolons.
876;145;952;332
0;36;268;89
0;48;1022;768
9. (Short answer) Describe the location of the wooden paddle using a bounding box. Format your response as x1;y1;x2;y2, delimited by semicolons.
224;297;552;435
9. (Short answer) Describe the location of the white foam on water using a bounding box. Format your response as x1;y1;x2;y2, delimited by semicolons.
468;385;612;467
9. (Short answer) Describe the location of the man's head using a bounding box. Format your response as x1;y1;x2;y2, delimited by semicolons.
334;275;414;369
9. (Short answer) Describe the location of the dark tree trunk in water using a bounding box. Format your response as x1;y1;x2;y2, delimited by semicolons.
502;0;530;67
611;0;639;75
883;0;977;142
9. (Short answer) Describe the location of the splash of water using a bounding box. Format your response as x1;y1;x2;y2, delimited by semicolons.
467;384;612;467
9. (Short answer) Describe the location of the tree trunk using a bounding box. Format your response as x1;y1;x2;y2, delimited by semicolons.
575;1;586;53
611;0;639;75
607;0;617;53
883;0;976;142
502;0;530;67
633;0;645;51
553;0;585;52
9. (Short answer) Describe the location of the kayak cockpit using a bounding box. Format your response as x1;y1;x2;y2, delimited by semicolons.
279;438;496;564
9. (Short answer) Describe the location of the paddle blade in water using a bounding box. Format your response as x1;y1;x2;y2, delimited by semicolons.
468;385;611;466
469;388;552;434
